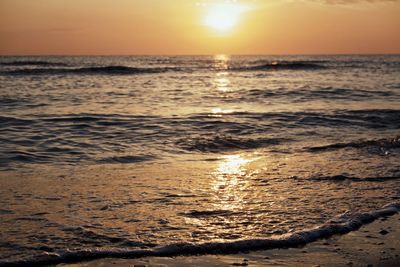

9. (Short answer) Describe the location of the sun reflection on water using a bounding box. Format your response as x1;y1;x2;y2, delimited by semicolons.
214;54;230;62
209;107;234;117
216;154;250;176
214;77;231;92
211;154;259;212
213;54;232;92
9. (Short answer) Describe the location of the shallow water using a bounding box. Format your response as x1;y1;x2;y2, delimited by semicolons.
0;55;399;265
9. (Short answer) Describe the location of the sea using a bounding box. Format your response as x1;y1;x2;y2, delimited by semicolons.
0;55;399;266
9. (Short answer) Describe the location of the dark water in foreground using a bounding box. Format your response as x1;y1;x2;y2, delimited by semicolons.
0;55;399;265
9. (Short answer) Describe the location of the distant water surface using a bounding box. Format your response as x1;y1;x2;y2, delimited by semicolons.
0;55;399;265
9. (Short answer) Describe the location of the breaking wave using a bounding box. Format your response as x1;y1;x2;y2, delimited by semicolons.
231;61;326;71
0;60;328;76
1;202;398;267
2;66;180;76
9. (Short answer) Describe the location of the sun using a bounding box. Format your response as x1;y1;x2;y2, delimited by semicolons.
203;2;249;33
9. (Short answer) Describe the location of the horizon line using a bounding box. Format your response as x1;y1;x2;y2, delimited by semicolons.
1;53;400;57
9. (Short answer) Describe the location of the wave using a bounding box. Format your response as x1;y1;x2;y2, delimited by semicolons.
97;155;156;164
308;136;400;152
0;60;68;67
273;109;400;130
0;62;326;76
1;110;399;169
231;61;326;71
1;202;398;267
2;66;180;76
61;226;155;248
0;116;33;126
303;174;400;182
178;209;243;218
178;136;286;153
0;151;158;167
246;87;396;101
191;109;400;131
0;150;53;165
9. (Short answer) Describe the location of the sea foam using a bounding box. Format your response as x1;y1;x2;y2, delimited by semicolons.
1;202;398;267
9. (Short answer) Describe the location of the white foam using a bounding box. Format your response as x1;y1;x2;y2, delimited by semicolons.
1;202;399;267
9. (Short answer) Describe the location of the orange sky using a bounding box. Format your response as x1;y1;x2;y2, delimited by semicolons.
0;0;399;55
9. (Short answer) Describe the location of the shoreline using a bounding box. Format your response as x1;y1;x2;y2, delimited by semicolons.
60;209;400;267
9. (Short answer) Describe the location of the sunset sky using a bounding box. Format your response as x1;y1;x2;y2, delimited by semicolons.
0;0;399;55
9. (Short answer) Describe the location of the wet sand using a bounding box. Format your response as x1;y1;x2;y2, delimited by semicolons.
62;213;400;267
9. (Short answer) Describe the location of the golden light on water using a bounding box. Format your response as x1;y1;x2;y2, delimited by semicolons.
214;54;230;61
211;154;260;213
183;154;254;231
216;154;251;176
214;54;230;69
211;108;234;114
214;77;231;92
212;155;249;212
213;54;231;92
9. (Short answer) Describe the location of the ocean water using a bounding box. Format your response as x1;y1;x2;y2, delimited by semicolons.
0;55;399;265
